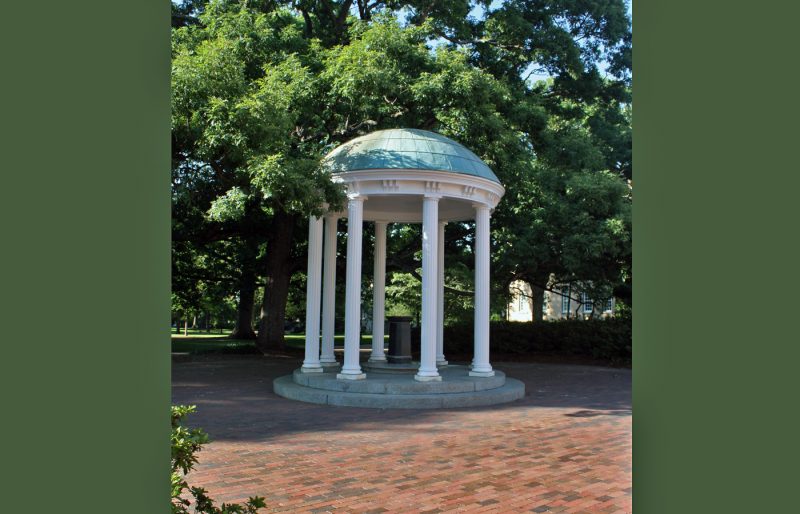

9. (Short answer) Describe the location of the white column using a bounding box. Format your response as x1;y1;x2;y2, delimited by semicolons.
470;204;494;377
337;195;367;380
370;221;388;362
436;221;448;366
320;214;339;367
415;195;442;382
301;214;324;373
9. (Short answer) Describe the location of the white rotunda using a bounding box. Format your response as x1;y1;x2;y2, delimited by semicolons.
274;128;524;408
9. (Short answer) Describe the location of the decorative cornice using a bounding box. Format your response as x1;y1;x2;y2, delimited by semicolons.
329;169;504;222
332;169;505;199
381;179;400;191
424;181;441;193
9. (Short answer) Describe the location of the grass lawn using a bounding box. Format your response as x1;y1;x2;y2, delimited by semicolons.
172;330;386;355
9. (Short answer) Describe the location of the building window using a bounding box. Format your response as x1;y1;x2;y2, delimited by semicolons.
604;298;613;312
561;287;571;315
581;292;593;313
518;295;525;312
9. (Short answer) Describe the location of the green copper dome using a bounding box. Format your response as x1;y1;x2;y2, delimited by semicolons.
323;129;500;184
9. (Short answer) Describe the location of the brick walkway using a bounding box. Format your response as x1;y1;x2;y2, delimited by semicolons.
172;356;631;513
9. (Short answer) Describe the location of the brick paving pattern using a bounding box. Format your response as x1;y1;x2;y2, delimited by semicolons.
173;356;631;513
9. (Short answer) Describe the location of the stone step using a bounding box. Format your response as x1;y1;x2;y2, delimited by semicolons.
274;374;525;409
292;365;505;395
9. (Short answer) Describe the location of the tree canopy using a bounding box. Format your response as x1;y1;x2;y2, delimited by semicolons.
171;0;632;348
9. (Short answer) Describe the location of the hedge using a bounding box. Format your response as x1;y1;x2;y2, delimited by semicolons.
439;318;631;364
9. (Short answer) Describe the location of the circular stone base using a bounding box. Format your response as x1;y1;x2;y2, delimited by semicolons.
362;360;420;374
273;365;525;409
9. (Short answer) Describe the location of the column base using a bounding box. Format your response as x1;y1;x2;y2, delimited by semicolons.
319;360;340;368
414;374;442;382
337;372;366;380
368;356;388;363
469;370;495;378
301;365;324;373
436;359;449;366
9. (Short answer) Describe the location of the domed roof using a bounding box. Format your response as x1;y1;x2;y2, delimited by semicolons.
323;128;500;184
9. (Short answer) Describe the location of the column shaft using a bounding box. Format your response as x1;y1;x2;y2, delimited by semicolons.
338;196;366;380
416;196;442;381
301;214;324;372
370;222;388;362
436;221;448;366
471;204;494;377
320;215;339;366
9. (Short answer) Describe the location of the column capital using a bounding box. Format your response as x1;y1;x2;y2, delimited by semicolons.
347;193;367;202
472;201;491;212
424;193;443;201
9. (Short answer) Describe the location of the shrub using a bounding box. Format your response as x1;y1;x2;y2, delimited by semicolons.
172;405;266;514
443;318;631;365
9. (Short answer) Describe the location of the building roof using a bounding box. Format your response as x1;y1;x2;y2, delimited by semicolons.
322;128;500;184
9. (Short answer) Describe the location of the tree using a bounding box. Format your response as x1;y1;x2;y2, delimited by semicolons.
172;4;529;349
172;4;346;351
171;0;633;352
464;1;633;319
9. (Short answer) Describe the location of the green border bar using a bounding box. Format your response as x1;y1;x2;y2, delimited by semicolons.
636;1;800;512
1;1;170;513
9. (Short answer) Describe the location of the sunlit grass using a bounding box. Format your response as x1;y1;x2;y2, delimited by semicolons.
172;330;386;354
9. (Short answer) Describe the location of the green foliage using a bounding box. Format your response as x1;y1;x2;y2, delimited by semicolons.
494;160;631;310
170;0;633;347
171;405;266;513
172;5;345;219
171;405;208;475
172;238;240;327
444;318;631;365
385;271;422;320
207;187;248;222
441;260;478;325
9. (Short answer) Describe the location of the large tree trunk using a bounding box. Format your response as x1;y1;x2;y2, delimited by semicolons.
256;212;297;353
532;284;546;322
529;275;549;322
229;239;258;340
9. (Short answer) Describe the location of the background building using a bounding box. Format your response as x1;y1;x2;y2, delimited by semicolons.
506;280;615;321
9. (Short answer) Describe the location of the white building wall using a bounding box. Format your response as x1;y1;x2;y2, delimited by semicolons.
507;280;534;321
507;279;615;321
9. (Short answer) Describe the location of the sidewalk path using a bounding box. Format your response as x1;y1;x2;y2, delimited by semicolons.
172;356;631;513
